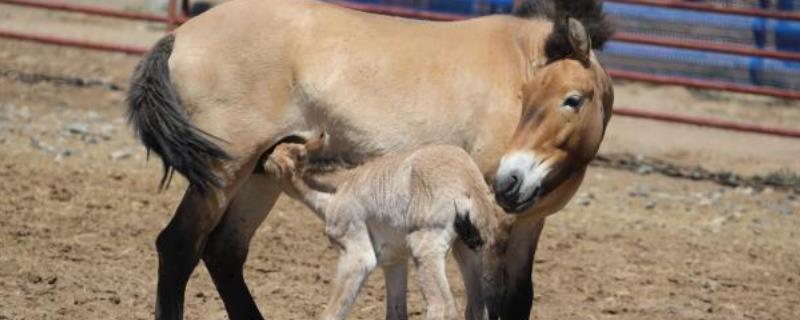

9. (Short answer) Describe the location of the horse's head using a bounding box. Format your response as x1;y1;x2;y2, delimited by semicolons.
493;1;614;215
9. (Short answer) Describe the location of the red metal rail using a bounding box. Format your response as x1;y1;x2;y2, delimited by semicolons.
0;28;148;55
614;32;800;62
614;107;800;138
0;0;186;54
606;0;800;21
333;2;800;62
0;0;173;23
0;0;797;138
607;69;800;100
328;1;800;100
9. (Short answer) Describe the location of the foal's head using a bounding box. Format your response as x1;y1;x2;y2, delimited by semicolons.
493;0;614;214
263;131;327;179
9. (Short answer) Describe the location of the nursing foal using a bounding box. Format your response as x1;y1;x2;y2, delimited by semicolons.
263;134;512;320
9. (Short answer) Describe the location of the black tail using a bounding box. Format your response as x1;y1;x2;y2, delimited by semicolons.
453;200;484;250
127;35;231;192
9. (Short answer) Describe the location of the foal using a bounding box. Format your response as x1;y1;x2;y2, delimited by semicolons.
264;133;512;320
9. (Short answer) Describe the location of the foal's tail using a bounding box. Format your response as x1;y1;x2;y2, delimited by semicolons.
453;197;485;250
127;35;231;192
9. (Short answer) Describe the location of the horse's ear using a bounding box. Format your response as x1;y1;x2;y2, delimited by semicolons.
566;17;591;65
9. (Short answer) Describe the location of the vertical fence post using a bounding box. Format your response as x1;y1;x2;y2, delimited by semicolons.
167;0;179;30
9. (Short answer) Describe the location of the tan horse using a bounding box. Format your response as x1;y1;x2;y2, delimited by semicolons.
126;0;613;319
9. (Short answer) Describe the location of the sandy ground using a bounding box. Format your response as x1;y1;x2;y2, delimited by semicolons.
1;3;799;320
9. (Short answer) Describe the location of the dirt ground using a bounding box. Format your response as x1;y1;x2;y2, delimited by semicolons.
1;3;799;320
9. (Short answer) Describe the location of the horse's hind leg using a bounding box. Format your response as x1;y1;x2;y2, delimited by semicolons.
154;155;263;320
203;174;282;320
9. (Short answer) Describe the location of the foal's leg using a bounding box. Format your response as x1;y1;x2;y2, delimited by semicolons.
383;262;408;320
321;225;377;320
452;241;487;320
408;230;458;320
202;174;282;320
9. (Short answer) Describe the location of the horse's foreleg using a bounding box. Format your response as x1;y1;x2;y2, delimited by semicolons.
203;174;282;320
496;218;546;320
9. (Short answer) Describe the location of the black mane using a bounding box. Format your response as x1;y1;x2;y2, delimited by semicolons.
514;0;613;54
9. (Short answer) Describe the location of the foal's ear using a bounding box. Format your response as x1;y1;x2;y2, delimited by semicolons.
566;17;591;66
304;131;327;152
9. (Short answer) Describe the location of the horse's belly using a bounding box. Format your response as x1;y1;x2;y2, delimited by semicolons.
298;95;483;163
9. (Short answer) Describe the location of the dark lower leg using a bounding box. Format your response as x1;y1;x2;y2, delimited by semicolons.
155;228;201;320
155;188;227;320
496;218;546;320
499;269;533;320
203;245;262;320
203;176;280;320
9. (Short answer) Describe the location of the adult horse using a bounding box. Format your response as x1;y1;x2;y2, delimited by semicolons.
127;0;613;319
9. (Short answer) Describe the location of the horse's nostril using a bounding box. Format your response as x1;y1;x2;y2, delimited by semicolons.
494;171;521;195
509;172;521;185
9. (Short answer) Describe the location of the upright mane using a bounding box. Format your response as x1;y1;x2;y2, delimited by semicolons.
513;0;613;54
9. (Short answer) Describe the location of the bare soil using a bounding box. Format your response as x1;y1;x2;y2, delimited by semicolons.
1;3;799;320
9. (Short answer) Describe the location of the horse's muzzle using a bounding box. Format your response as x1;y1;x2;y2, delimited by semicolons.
493;151;547;213
493;174;541;213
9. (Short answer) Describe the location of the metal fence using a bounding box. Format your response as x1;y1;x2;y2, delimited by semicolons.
0;0;797;138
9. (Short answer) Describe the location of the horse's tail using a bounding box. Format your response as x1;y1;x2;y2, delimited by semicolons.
127;34;231;193
453;197;485;251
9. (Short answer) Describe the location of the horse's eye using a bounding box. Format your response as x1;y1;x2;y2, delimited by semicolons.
563;95;583;109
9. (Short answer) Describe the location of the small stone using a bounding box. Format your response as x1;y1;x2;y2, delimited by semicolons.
99;123;116;140
575;193;592;207
709;216;727;231
690;168;706;180
27;273;43;284
736;187;755;196
644;200;656;210
635;164;653;175
86;110;100;121
717;172;740;187
65;122;89;135
628;186;650;198
55;149;74;162
17;106;31;121
109;149;133;161
777;204;793;216
30;137;54;152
